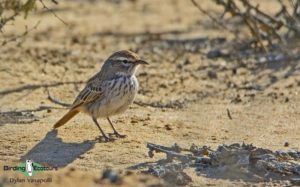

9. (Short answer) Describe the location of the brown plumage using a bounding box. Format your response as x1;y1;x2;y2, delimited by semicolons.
53;109;79;128
52;50;148;141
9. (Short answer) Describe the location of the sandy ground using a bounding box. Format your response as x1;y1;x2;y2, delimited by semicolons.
0;0;300;186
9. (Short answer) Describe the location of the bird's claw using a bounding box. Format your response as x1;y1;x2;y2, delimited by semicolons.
100;136;115;142
108;132;127;138
114;133;127;138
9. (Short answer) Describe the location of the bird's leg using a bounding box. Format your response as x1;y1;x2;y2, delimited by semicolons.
107;117;127;138
92;118;113;142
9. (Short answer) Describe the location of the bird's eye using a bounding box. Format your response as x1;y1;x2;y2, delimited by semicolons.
122;60;129;64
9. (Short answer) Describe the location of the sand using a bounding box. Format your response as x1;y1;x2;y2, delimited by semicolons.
0;0;299;186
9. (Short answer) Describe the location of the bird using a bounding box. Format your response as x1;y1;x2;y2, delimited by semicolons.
53;50;148;141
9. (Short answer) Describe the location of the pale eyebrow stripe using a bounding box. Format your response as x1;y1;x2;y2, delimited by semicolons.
112;57;134;61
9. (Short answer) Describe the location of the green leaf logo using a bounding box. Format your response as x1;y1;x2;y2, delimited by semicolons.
17;160;44;177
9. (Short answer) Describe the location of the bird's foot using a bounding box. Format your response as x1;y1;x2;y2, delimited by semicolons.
114;132;127;138
99;135;115;142
108;132;127;138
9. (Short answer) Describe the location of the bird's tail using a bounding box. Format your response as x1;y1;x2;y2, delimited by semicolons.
53;109;79;129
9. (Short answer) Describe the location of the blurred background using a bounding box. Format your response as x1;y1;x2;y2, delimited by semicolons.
0;0;300;186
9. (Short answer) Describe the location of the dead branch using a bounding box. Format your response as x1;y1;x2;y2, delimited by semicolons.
1;20;40;46
39;0;68;26
0;81;85;96
134;100;184;109
45;88;71;107
0;0;65;45
144;142;300;185
197;0;300;51
190;0;235;34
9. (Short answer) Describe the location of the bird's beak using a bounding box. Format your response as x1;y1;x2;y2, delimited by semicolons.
136;60;149;65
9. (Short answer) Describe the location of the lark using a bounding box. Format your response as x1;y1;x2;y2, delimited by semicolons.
53;50;148;141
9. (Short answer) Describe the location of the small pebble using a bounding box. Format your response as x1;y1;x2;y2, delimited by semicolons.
207;71;217;79
165;124;172;130
102;169;119;183
285;97;289;103
290;178;300;185
131;119;138;124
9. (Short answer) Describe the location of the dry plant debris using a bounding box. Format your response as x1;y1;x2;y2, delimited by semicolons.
144;142;300;185
0;0;64;45
192;0;300;51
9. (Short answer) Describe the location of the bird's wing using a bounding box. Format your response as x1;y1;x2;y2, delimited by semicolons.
71;78;104;109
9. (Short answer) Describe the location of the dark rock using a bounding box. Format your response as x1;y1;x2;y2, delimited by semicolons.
101;169;119;183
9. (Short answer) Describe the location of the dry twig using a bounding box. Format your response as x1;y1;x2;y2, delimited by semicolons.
39;0;68;26
193;0;300;51
190;0;235;34
1;20;40;46
144;142;300;185
45;88;71;107
226;108;232;119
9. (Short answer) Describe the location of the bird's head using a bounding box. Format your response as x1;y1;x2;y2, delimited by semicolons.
101;50;148;77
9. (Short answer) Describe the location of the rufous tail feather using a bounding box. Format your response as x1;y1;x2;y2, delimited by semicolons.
53;109;79;129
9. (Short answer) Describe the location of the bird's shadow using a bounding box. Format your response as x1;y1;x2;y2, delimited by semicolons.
20;129;97;168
